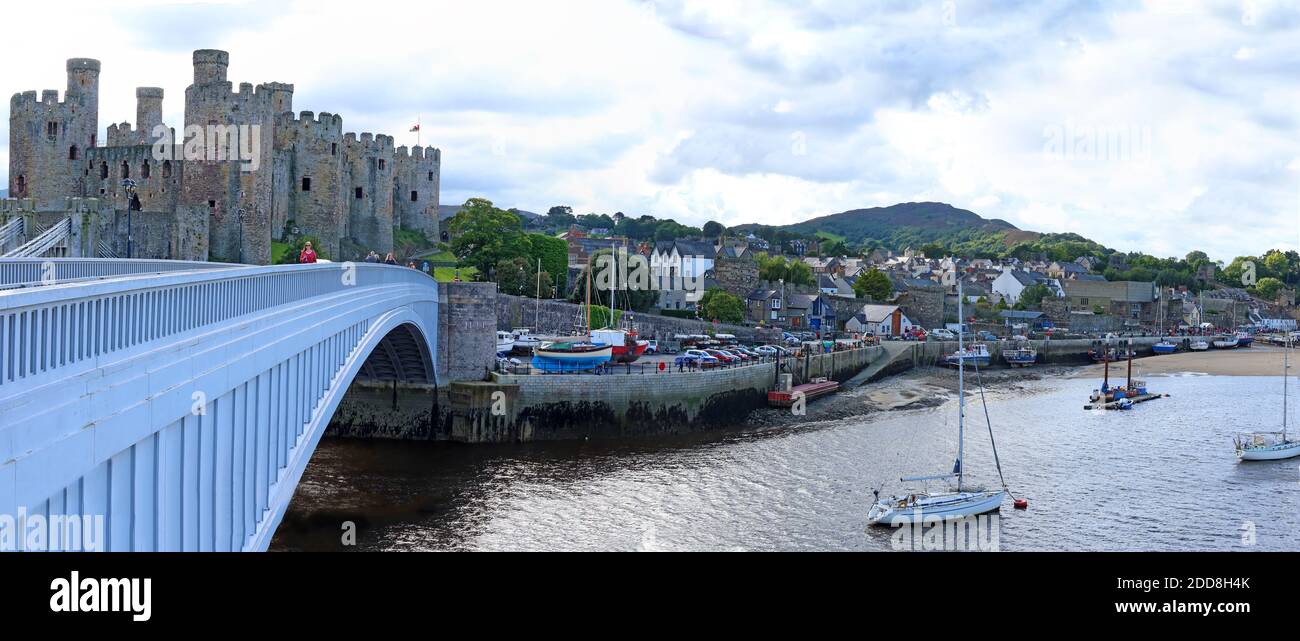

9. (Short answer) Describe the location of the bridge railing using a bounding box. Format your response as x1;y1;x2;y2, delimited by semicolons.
0;262;435;391
0;257;241;290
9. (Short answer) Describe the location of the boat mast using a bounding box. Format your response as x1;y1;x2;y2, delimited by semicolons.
585;257;592;335
1285;337;1290;440
957;277;965;492
535;257;541;330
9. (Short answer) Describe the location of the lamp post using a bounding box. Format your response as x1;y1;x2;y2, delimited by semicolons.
235;189;246;264
120;178;137;258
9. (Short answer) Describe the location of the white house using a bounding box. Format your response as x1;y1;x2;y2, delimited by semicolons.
846;304;913;337
992;267;1063;304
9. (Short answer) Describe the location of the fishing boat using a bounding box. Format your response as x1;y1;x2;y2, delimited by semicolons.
1213;336;1239;349
510;328;542;354
591;328;648;363
870;281;1009;525
1151;340;1177;355
1235;339;1300;461
944;343;991;367
1001;345;1037;367
496;331;516;355
1234;331;1254;348
1189;340;1209;351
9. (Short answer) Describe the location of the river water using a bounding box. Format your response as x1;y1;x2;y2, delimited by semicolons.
270;374;1300;551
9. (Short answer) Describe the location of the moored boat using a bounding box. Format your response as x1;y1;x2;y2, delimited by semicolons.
1212;336;1239;349
1234;331;1253;348
1151;341;1177;355
496;331;516;355
870;281;1011;526
1001;346;1037;367
591;328;648;363
531;340;613;372
1189;340;1209;351
1236;339;1300;461
945;343;991;367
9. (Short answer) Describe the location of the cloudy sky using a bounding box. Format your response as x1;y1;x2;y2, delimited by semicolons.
3;0;1299;261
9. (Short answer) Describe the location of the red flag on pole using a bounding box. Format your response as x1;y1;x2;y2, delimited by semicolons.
409;124;420;132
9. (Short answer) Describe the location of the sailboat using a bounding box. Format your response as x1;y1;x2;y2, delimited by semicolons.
869;281;1007;525
1235;338;1300;461
591;242;649;363
532;258;612;372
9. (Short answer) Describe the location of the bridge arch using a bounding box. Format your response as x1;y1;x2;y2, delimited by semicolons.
0;260;440;551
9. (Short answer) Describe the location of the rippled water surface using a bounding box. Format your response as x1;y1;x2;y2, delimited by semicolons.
271;375;1300;551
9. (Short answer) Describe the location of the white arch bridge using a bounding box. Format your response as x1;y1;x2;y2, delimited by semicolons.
0;259;439;551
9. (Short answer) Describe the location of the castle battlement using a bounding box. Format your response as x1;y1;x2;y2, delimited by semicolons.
9;49;437;264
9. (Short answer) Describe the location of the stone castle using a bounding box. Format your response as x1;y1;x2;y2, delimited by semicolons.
6;49;440;263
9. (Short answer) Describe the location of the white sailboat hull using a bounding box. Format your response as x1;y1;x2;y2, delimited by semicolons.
1237;440;1300;461
867;490;1006;525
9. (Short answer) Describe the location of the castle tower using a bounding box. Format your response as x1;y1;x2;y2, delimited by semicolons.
392;145;440;242
182;49;285;264
135;87;164;143
192;49;229;85
8;58;100;210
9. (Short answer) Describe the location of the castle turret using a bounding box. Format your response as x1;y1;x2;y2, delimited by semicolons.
135;87;164;141
192;49;229;85
8;58;100;209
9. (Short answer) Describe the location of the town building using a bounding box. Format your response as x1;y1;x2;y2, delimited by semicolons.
846;304;913;337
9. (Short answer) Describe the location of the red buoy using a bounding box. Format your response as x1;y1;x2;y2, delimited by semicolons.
1013;499;1029;510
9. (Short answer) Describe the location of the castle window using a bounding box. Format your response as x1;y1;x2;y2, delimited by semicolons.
427;171;434;181
121;161;130;179
377;159;386;170
46;121;58;141
355;187;363;199
162;160;172;179
331;143;337;156
142;160;150;179
99;162;108;180
302;177;311;192
69;145;78;160
410;191;418;202
208;200;216;209
15;175;26;198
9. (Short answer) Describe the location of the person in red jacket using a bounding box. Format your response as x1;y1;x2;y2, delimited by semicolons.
299;241;318;264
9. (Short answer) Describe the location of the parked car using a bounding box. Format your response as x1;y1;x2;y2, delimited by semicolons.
929;328;957;341
705;348;739;364
675;350;719;368
644;340;658;355
754;345;778;357
975;330;998;341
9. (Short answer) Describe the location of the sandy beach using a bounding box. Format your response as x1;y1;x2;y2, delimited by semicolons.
1070;344;1292;378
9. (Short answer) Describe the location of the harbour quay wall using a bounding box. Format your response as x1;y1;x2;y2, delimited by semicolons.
326;347;886;443
901;336;1180;368
496;293;780;343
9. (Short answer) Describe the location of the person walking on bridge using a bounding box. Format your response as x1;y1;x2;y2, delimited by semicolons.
298;241;318;264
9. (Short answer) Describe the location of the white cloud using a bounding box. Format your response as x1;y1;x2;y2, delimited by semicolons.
2;0;1299;262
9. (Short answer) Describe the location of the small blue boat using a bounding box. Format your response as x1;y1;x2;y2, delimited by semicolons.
530;341;612;373
1152;341;1177;355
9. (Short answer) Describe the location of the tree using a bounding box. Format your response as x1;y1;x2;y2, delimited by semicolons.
568;249;657;312
527;233;568;294
1256;277;1285;301
699;288;745;324
495;256;551;298
702;221;726;238
1019;283;1052;307
786;260;815;286
545;205;576;229
853;269;893;300
448;198;532;278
